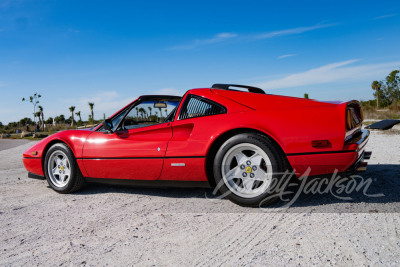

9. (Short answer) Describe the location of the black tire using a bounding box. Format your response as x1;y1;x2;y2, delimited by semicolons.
213;133;288;207
44;143;85;193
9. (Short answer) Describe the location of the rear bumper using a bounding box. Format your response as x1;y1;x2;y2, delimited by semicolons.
343;129;371;173
287;129;371;177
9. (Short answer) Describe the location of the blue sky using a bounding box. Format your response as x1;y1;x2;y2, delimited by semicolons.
1;0;400;124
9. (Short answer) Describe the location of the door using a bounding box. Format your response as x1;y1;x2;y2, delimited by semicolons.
82;122;172;180
82;96;180;180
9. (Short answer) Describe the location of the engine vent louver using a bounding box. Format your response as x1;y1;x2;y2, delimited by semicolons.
179;95;227;120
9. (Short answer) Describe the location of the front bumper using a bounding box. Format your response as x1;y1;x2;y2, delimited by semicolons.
23;157;44;176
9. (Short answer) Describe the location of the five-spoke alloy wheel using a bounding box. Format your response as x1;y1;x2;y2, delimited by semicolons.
47;150;72;188
44;143;85;193
213;133;287;207
221;143;273;199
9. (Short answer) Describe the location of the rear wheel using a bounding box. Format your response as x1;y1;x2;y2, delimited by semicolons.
44;143;85;193
213;133;287;207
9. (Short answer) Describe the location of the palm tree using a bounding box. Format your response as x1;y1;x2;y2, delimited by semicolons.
75;111;82;122
138;107;145;119
69;106;76;126
38;105;44;130
135;107;139;121
148;107;152;119
164;108;168;118
371;81;381;109
155;111;158;121
158;107;162;117
88;102;95;123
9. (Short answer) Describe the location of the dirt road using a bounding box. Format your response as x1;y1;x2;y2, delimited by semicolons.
0;131;399;266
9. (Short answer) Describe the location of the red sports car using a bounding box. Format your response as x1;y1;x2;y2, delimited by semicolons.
23;84;370;206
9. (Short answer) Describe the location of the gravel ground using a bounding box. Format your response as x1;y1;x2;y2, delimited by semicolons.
0;130;399;266
0;139;31;151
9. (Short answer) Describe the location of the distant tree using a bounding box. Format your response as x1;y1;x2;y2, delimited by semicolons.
8;122;18;128
75;111;82;122
138;107;146;119
371;69;400;108
304;93;309;99
103;113;106;120
22;93;41;130
135;107;139;119
148;107;152;118
164;109;168;118
54;114;65;124
69;106;76;126
385;70;400;103
45;117;53;124
158;107;163;117
0;122;3;127
19;117;32;126
88;102;95;123
371;80;382;108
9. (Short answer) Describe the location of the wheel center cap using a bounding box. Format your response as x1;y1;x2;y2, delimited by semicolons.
60;166;64;171
245;166;252;173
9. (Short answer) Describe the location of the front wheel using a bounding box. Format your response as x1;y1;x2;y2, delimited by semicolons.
44;143;85;193
213;133;288;207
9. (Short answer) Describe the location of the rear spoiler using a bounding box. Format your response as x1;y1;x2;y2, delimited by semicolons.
211;84;266;94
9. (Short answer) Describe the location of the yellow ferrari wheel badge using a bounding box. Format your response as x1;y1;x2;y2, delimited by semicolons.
245;166;252;173
60;166;64;171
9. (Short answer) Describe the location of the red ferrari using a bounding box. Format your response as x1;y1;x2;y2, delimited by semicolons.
23;84;370;206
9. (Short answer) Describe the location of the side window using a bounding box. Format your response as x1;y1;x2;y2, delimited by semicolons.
118;100;179;130
179;95;226;120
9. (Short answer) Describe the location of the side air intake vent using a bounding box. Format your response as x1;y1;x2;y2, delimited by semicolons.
179;95;227;120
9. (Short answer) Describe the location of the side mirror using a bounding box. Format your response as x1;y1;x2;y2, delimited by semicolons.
103;119;113;133
154;102;167;108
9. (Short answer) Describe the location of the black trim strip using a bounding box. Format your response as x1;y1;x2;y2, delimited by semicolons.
23;157;42;160
78;156;206;160
28;172;45;180
85;177;210;188
286;150;356;156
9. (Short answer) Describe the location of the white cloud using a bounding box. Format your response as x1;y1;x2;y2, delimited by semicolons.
255;24;336;39
278;54;296;59
171;23;336;50
170;32;238;50
374;14;397;20
254;60;400;89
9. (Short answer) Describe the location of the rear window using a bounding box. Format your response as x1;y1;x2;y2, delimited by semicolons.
178;95;226;120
